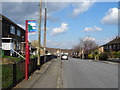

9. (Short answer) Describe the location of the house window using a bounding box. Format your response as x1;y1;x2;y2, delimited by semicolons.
109;45;112;49
10;25;15;34
16;42;20;50
106;46;108;49
117;44;120;50
17;29;21;36
113;45;116;49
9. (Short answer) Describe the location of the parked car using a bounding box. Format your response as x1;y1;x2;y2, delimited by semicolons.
61;54;68;60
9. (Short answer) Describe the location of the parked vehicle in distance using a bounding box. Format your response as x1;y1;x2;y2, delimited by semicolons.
57;54;60;57
61;54;68;60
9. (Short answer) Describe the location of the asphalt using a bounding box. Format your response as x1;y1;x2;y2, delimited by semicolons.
14;58;61;89
61;58;118;88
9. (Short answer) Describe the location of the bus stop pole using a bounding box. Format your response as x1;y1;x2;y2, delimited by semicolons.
25;20;29;80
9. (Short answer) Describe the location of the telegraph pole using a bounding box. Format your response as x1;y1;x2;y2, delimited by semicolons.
44;8;47;54
38;0;42;66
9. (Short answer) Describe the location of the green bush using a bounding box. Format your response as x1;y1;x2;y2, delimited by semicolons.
88;54;93;59
99;52;108;60
93;50;99;55
30;55;38;59
117;51;120;58
93;50;99;60
110;51;120;58
2;56;23;62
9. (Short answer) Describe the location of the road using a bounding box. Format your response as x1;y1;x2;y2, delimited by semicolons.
61;58;118;88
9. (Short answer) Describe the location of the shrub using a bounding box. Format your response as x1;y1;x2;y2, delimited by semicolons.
111;51;120;58
99;52;108;60
93;50;99;60
30;55;38;59
2;56;23;62
88;54;93;59
117;51;120;58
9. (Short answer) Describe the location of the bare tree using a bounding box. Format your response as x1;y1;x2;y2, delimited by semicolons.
73;44;81;52
79;38;98;54
73;37;98;59
31;40;38;48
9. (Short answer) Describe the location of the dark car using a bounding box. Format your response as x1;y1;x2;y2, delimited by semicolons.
61;54;68;60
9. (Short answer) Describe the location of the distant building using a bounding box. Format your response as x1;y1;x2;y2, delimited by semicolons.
1;15;26;56
98;46;104;54
46;47;73;56
103;37;120;52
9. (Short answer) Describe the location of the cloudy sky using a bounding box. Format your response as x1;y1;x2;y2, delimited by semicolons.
2;1;119;49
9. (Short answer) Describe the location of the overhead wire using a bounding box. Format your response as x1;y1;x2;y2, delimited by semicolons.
19;1;32;24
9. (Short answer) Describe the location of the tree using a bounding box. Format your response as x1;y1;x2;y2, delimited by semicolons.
31;40;38;48
79;37;98;55
73;44;81;52
93;50;99;60
73;37;98;59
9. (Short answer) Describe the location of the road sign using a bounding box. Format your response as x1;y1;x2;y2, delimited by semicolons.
28;20;37;34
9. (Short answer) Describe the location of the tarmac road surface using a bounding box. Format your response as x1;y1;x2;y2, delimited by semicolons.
61;58;118;88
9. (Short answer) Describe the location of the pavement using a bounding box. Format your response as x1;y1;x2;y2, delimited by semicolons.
87;59;119;65
14;58;61;89
13;57;119;89
61;58;118;88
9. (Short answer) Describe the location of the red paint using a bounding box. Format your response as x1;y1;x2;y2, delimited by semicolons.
28;45;30;64
25;20;29;80
25;20;36;80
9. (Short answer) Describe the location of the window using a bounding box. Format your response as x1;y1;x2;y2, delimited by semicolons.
106;46;108;49
117;44;120;50
10;25;15;34
16;42;20;50
113;45;116;49
109;45;112;49
17;29;21;36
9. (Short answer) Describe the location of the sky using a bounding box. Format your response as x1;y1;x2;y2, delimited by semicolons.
2;1;119;49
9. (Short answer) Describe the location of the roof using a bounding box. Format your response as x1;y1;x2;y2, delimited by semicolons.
46;47;73;53
103;37;120;46
1;14;25;31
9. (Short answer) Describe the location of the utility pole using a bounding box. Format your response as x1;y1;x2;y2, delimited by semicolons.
44;8;47;55
38;0;42;66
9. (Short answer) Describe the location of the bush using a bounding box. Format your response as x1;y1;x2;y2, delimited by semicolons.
30;55;38;59
117;51;120;58
99;52;108;60
2;56;23;62
88;54;93;59
110;51;120;58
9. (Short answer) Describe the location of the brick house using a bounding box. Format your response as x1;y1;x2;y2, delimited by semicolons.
1;15;26;56
103;37;120;52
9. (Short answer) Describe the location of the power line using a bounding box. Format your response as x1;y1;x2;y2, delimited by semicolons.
19;1;32;23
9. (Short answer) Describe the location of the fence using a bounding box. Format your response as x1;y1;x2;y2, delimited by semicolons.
2;55;57;90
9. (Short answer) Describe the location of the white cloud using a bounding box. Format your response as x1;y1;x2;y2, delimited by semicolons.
96;36;117;45
47;40;52;43
46;39;76;49
73;0;95;16
47;40;66;48
101;8;119;25
51;22;69;35
84;26;102;32
83;37;95;41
